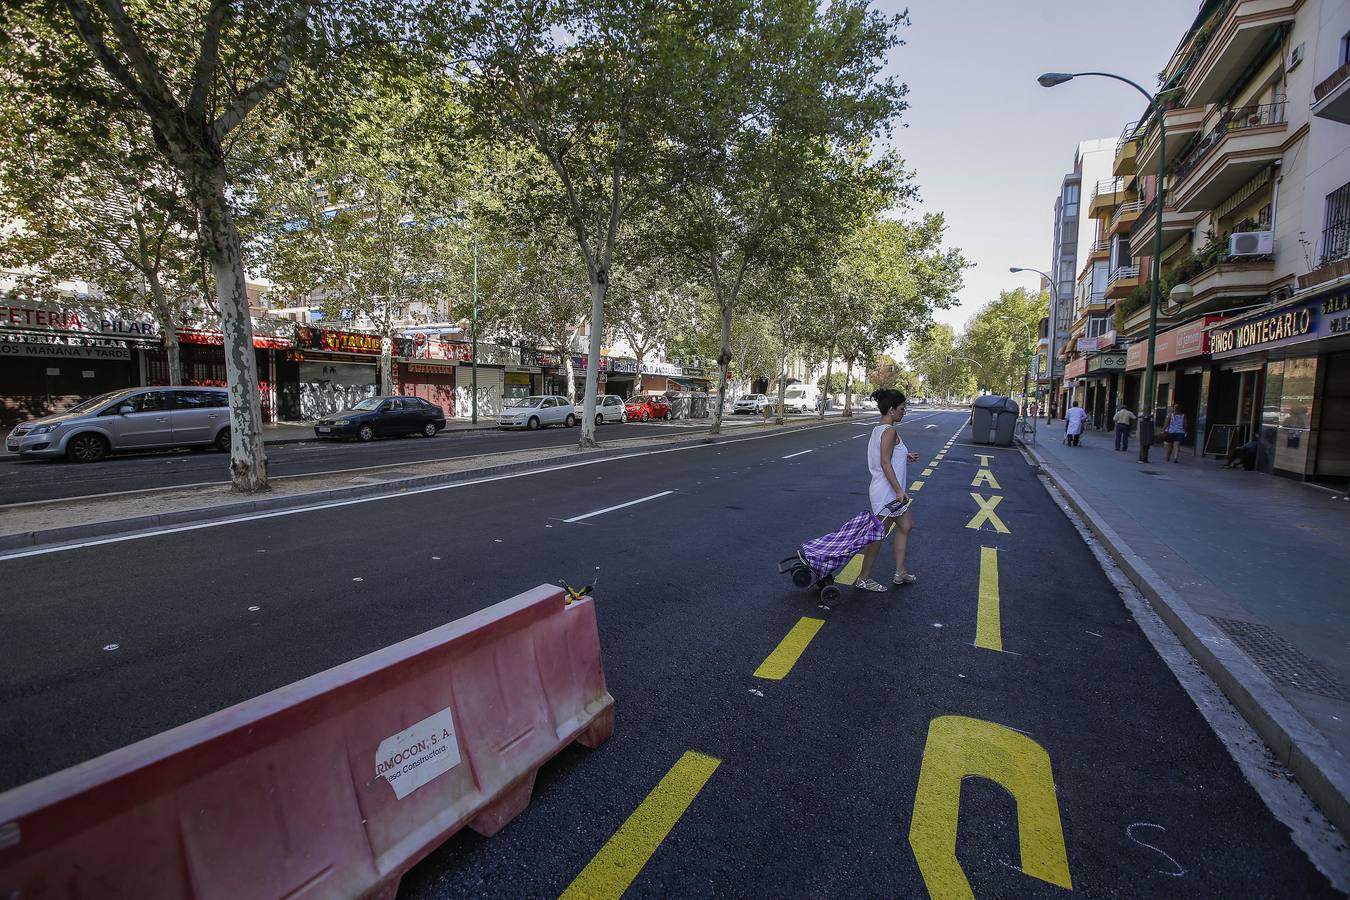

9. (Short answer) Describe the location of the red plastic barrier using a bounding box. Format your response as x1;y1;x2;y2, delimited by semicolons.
0;584;614;899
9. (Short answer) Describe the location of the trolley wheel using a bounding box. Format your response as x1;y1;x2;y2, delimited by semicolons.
791;565;813;588
820;584;842;604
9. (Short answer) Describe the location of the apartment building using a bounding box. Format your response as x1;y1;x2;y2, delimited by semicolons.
1066;0;1350;485
1043;138;1115;418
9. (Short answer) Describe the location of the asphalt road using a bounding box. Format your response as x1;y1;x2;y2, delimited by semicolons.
0;415;760;505
0;410;1337;896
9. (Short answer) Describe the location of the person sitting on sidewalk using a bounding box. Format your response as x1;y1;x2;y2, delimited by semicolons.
1223;437;1258;471
1065;402;1088;447
1112;404;1136;452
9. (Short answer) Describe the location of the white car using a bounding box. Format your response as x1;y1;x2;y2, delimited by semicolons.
497;395;576;430
594;394;626;426
733;394;767;415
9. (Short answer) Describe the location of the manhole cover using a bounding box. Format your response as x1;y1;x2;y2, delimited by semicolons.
1211;617;1350;701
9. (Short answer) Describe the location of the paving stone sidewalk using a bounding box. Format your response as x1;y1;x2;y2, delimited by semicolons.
1024;421;1350;837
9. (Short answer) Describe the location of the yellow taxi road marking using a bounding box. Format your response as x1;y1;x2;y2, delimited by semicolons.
754;617;826;680
970;469;1001;489
909;480;925;492
561;751;721;900
976;547;1002;651
922;468;934;477
965;493;1011;533
976;454;993;467
909;716;1072;898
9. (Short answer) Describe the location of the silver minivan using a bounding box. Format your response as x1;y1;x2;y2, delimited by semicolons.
5;387;232;462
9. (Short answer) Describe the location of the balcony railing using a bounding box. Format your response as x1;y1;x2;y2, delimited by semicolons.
1322;217;1350;267
1116;120;1143;152
1106;265;1139;288
1110;200;1145;232
1171;101;1287;183
1090;240;1110;255
1089;177;1128;208
1314;60;1350;103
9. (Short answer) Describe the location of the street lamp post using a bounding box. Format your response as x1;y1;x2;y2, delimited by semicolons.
1039;71;1168;463
1009;266;1060;421
999;314;1035;415
470;242;479;425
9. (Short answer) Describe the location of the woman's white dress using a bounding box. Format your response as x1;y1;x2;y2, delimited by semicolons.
867;424;907;516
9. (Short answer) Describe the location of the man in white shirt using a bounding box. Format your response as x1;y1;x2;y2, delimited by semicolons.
1065;401;1089;447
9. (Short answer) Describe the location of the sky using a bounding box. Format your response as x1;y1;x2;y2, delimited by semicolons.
880;0;1200;334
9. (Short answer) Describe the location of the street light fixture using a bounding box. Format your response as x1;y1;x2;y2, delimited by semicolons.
1010;266;1060;422
1039;70;1170;463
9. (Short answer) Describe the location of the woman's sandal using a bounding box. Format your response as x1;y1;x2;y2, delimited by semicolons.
853;578;888;593
893;572;917;585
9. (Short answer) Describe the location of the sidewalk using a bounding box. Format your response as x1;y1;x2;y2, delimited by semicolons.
1026;426;1350;838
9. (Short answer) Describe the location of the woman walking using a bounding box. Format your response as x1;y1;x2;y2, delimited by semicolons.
1164;403;1187;463
855;389;920;593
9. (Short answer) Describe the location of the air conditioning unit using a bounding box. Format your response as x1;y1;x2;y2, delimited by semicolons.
1287;42;1304;71
1229;230;1274;257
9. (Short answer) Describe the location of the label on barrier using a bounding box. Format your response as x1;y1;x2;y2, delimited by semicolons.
375;707;462;799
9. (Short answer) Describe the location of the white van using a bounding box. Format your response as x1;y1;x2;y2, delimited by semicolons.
782;384;820;414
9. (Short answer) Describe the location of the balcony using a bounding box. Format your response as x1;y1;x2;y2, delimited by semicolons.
1184;0;1299;106
1088;178;1136;219
1184;257;1276;308
1312;61;1350;126
1105;265;1141;300
1108;200;1144;236
1131;190;1198;254
1171;101;1287;213
1136;106;1206;175
1088;240;1111;261
1113;121;1143;177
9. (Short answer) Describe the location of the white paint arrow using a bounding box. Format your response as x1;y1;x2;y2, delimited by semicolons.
925;424;938;429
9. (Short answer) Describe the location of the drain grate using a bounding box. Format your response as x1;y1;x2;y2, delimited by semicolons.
1211;617;1350;701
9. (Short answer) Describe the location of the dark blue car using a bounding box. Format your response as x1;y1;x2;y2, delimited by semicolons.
314;396;447;442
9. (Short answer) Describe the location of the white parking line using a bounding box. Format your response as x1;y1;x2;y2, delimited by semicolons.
564;491;675;523
781;449;814;459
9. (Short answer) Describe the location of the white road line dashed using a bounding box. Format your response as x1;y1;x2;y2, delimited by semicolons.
563;491;676;523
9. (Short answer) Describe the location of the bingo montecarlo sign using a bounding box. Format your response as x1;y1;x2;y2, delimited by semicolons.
1209;301;1321;357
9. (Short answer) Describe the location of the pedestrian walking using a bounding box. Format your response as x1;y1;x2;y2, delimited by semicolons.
854;389;920;593
1112;404;1136;451
1065;401;1088;447
1164;403;1187;463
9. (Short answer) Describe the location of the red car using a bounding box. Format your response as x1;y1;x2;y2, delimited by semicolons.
624;394;672;422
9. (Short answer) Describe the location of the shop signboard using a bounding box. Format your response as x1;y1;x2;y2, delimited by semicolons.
1064;357;1088;379
0;332;131;360
1321;289;1350;336
178;329;296;350
1087;352;1126;372
642;360;682;377
426;340;474;362
608;357;639;374
534;351;562;367
0;301;157;338
1210;302;1321;359
1076;337;1098;352
1124;315;1226;371
682;366;706;377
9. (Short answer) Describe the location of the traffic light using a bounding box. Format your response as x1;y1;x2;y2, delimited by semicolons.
945;355;953;365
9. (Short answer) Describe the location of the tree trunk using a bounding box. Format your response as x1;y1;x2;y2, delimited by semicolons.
563;351;576;405
197;172;267;492
843;358;854;418
819;351;834;420
145;268;181;384
577;275;605;449
710;301;733;436
776;348;788;425
380;334;394;396
633;350;643;398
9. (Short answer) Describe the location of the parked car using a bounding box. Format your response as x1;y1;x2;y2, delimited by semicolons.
315;395;446;442
733;394;768;415
625;394;672;422
595;394;627;425
497;395;576;430
6;386;232;462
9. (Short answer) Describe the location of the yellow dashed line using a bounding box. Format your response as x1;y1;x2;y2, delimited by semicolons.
561;751;721;899
754;617;826;680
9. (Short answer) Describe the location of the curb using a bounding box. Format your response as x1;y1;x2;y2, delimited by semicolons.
0;418;845;555
1022;440;1350;841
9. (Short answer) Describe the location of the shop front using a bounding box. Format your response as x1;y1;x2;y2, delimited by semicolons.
278;327;411;421
395;336;469;416
1124;315;1226;453
1205;297;1339;480
152;320;296;423
602;357;639;398
1084;350;1126;429
0;302;157;428
533;351;568;396
1063;356;1087;414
